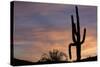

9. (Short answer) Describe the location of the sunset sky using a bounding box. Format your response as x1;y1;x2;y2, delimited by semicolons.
13;1;97;62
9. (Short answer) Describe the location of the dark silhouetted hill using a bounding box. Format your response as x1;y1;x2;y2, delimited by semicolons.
80;56;97;62
12;56;97;66
11;58;69;66
12;58;34;66
73;56;97;62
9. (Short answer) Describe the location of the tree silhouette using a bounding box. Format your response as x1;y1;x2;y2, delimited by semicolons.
69;6;86;61
38;49;68;62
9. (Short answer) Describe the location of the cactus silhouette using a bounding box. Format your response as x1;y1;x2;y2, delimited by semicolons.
69;6;86;61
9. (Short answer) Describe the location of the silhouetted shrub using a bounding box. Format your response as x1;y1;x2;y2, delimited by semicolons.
38;49;68;62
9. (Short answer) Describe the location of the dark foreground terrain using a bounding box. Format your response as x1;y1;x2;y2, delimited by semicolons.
11;56;97;66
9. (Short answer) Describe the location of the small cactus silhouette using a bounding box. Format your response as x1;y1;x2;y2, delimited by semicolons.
69;6;86;61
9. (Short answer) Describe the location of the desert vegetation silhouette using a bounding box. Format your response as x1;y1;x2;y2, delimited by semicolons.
38;49;68;63
68;6;86;61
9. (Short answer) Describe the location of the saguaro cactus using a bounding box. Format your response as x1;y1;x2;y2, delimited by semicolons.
69;6;86;61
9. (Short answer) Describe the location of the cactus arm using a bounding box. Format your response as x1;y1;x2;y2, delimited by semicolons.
81;28;86;44
69;44;72;59
69;43;76;59
71;15;77;42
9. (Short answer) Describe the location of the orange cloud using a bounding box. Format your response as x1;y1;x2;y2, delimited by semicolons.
14;27;97;62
